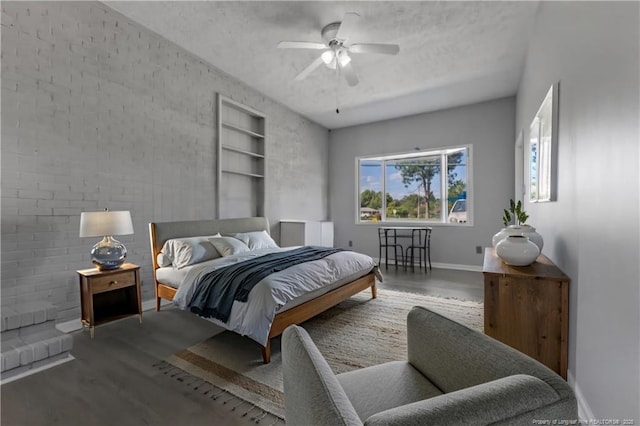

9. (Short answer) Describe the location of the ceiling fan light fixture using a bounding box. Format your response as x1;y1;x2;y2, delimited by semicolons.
338;51;351;67
281;12;399;87
321;50;335;65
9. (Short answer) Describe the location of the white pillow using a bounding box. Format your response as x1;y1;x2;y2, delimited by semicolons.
209;236;250;257
160;234;221;269
233;230;279;250
156;253;172;267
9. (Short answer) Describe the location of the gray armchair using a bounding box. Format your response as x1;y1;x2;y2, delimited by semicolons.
282;306;577;425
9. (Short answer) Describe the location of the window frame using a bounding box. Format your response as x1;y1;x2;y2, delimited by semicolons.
355;144;473;226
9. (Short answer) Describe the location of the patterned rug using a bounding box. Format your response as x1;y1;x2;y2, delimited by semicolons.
159;288;483;421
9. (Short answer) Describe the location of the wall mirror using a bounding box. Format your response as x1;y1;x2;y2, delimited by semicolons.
529;82;559;202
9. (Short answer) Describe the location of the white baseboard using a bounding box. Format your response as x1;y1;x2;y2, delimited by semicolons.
379;259;482;272
430;262;483;272
567;370;595;421
55;298;172;334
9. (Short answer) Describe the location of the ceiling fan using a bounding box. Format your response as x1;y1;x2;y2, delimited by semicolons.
278;12;400;87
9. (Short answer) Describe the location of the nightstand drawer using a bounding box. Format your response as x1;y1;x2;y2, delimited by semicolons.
91;271;135;293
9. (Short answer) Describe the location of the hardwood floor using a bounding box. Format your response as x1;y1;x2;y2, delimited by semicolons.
377;265;483;302
1;267;483;426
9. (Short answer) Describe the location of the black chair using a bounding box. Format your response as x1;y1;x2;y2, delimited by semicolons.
378;228;404;270
404;227;432;272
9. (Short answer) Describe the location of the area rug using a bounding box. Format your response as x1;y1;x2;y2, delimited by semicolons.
162;288;483;420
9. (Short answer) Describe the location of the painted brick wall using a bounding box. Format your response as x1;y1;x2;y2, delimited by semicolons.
1;2;329;322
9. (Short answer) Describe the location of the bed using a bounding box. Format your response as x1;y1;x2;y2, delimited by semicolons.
148;217;379;363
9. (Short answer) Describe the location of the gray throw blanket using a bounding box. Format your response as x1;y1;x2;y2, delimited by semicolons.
189;246;343;323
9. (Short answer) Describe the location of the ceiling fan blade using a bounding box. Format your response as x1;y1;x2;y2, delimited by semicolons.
335;12;361;42
278;41;327;50
349;43;400;55
295;56;325;81
341;62;359;87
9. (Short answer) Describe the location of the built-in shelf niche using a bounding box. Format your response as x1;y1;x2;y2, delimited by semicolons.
217;94;266;219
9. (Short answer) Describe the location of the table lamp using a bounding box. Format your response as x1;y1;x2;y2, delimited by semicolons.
79;210;134;270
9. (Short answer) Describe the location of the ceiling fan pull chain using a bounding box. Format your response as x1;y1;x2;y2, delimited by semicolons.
335;68;340;114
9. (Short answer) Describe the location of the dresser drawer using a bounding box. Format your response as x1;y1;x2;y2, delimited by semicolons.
90;270;135;293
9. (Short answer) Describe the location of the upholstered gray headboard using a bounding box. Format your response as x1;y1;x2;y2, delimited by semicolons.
148;217;270;269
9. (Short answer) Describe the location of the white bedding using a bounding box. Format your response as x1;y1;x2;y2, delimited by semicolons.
166;247;380;346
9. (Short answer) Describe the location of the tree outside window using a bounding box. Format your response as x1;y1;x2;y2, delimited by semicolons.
358;146;470;224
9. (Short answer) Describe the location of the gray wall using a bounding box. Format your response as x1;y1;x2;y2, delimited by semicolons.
516;2;639;419
1;2;329;321
328;97;516;267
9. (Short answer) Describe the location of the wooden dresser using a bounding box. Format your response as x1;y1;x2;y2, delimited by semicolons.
482;248;569;379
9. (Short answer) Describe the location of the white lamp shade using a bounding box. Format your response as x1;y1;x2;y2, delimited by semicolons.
79;211;134;237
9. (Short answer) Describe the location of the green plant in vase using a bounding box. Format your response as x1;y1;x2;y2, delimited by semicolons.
502;199;529;227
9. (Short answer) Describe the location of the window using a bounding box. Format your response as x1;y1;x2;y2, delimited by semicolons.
357;146;471;224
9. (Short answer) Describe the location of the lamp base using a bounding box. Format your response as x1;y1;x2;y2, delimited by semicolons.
90;236;127;271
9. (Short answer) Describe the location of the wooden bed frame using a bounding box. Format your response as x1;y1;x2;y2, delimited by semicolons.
148;217;377;363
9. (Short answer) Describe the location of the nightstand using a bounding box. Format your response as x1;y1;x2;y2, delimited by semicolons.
77;263;142;338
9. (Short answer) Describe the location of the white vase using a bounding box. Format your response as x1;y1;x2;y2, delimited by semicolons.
492;225;544;252
519;225;543;252
495;235;540;266
492;226;522;247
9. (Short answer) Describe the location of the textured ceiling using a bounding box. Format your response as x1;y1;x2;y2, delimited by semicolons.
106;1;539;129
